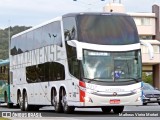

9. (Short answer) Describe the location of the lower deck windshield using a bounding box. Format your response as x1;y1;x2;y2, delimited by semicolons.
82;50;142;82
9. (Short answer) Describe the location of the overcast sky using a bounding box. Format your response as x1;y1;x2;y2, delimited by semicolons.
0;0;160;29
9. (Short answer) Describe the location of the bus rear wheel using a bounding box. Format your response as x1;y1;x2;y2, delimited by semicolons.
51;89;57;107
17;92;22;107
112;106;124;114
51;89;63;113
61;89;75;114
20;93;25;111
24;92;30;111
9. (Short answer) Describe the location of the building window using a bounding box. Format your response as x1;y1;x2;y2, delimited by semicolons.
139;35;152;40
153;45;160;54
141;45;148;54
134;17;151;26
134;18;141;25
141;45;160;54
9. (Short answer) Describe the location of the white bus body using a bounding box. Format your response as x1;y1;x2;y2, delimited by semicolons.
10;13;143;113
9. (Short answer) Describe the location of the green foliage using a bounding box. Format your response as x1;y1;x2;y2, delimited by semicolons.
142;72;153;85
0;26;31;59
0;117;11;120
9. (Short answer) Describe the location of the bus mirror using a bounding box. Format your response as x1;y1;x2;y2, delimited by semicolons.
140;40;154;60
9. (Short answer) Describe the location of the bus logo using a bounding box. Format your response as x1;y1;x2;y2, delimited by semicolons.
113;92;117;96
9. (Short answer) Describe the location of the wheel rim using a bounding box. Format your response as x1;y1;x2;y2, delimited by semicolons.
25;93;28;109
18;94;21;106
52;91;57;106
61;90;67;111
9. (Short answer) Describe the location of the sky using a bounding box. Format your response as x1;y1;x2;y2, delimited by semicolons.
0;0;160;29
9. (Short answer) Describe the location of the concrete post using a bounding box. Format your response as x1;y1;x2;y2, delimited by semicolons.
152;4;160;40
153;64;160;89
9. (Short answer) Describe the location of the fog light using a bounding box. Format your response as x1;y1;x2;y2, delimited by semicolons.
135;97;141;102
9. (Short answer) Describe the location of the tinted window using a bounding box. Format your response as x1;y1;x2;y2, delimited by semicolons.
17;35;23;54
10;21;62;55
34;27;42;49
143;83;154;90
63;17;77;40
11;38;18;55
26;31;34;51
0;65;9;82
77;15;139;45
66;44;81;79
26;62;65;83
47;22;63;47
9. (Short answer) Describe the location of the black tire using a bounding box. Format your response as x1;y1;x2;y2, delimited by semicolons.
24;92;31;111
51;89;63;113
17;92;21;108
143;103;147;105
101;106;112;113
20;93;25;111
61;89;75;114
7;103;13;108
30;105;40;111
51;89;57;107
112;106;124;114
54;102;63;113
158;102;160;105
4;92;8;103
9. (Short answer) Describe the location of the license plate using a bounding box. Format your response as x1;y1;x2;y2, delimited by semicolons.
110;99;120;104
150;98;157;101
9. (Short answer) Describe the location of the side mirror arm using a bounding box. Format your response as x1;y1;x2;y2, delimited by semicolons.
140;40;154;60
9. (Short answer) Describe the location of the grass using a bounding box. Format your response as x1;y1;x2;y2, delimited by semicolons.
0;117;10;120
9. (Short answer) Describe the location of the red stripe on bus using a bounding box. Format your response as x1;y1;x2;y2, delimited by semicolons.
79;81;86;102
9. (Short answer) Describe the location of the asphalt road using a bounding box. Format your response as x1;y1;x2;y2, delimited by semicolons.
0;103;160;120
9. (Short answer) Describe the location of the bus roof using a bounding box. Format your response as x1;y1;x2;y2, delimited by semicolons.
0;59;9;66
12;16;62;39
62;12;130;18
12;12;130;39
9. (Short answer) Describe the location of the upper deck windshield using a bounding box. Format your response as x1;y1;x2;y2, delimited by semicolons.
82;49;142;82
76;14;139;45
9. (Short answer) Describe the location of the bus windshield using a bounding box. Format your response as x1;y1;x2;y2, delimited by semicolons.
82;49;142;82
77;14;139;45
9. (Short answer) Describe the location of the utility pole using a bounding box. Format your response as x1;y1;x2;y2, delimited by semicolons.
8;20;11;58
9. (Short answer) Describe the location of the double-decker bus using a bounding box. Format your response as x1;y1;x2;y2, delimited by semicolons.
0;59;12;107
10;12;146;113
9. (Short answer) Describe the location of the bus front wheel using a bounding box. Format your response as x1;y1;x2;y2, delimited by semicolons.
101;106;112;113
112;106;124;114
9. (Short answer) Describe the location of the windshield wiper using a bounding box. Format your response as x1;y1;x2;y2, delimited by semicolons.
128;77;141;82
83;77;99;83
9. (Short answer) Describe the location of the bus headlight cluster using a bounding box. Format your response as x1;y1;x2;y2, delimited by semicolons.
131;87;142;94
86;88;97;94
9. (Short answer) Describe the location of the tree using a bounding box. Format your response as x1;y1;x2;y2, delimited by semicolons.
0;26;31;59
142;72;153;85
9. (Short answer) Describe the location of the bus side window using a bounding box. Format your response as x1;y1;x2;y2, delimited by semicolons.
54;62;65;80
10;72;13;84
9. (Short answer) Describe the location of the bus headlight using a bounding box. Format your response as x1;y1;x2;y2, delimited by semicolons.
86;89;97;94
135;96;142;102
